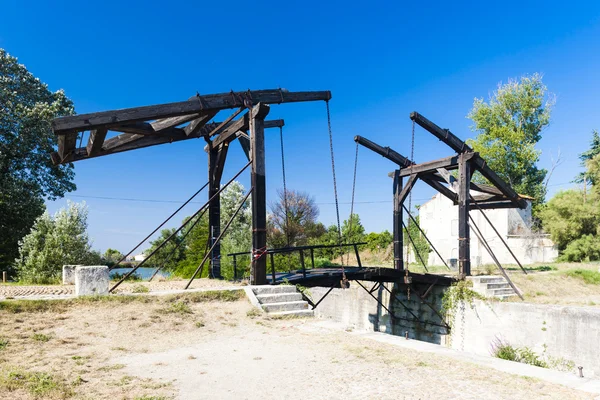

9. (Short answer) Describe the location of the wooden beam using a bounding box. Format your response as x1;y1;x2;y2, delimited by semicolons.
410;111;472;154
183;110;219;136
421;175;458;203
52;89;330;134
151;113;202;132
354;135;412;168
393;170;404;270
397;174;418;206
469;201;516;210
58;131;78;160
458;153;471;277
472;155;527;209
237;131;250;160
251;103;270;285
86;128;108;156
399;155;461;177
210;114;249;149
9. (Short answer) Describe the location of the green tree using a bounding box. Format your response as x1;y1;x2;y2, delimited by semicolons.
172;213;210;278
540;190;599;250
403;216;430;266
102;248;124;267
341;213;365;245
365;231;393;252
219;181;252;279
268;189;323;247
467;73;553;216
576;131;600;186
145;228;185;273
1;49;76;275
15;202;100;284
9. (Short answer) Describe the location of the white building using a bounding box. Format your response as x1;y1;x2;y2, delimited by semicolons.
418;192;558;267
133;253;147;262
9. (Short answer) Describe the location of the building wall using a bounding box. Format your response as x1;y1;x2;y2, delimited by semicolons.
418;193;558;266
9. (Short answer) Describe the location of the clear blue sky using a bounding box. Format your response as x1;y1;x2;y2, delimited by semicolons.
2;1;600;253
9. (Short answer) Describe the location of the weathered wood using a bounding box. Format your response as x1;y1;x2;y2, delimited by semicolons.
207;143;230;279
398;155;461;177
458;153;471;277
52;89;330;134
410;111;471;154
393;170;404;270
210;114;249;149
237;131;250;160
250;103;270;285
397;174;418;206
183;110;219;136
58;132;78;160
208;107;244;137
86;128;108;156
354;135;412;168
421;176;458;203
151;113;202;131
469;201;515;210
472;155;527;208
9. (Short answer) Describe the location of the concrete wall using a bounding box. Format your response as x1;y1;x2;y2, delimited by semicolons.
311;281;449;344
451;300;600;376
419;193;558;266
313;282;600;376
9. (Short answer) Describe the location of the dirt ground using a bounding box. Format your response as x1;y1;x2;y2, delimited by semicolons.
0;291;594;400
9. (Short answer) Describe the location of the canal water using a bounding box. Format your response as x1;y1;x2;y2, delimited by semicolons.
110;267;170;281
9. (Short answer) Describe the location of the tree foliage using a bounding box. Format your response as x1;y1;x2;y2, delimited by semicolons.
467;73;552;213
102;248;124;267
15;202;101;284
403;215;431;266
268;189;324;247
341;213;365;245
365;230;393;252
0;49;76;275
575;130;600;185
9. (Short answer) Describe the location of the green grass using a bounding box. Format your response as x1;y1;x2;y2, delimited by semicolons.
32;333;51;342
491;339;547;368
0;338;8;350
134;396;170;400
0;368;73;398
132;284;150;293
564;269;600;284
0;290;246;314
161;301;193;315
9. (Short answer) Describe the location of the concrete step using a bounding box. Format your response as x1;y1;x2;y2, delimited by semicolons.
268;309;314;318
256;292;303;304
488;288;516;296
473;276;505;284
261;300;308;313
486;283;511;290
252;285;297;295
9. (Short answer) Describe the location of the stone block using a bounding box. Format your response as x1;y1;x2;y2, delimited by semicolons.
62;265;79;285
75;266;109;296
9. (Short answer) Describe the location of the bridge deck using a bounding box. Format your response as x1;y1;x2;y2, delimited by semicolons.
266;266;456;288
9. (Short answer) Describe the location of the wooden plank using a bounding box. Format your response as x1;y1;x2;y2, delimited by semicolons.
399;155;460;177
52;89;331;134
237;131;250;160
150;113;201;132
58;132;78;160
183;110;219;136
86;128;108;156
210;114;249;149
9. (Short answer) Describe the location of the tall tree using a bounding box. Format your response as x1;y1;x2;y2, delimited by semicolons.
268;189;323;247
1;49;76;275
15;202;101;284
467;73;553;215
574;130;600;185
341;213;365;245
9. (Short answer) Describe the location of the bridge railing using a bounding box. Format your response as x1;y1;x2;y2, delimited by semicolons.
226;242;367;283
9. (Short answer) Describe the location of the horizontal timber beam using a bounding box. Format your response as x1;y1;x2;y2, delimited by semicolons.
398;153;474;177
354;135;412;167
51;119;284;164
52;89;330;134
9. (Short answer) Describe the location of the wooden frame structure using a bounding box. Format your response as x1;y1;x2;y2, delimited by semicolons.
355;112;528;278
51;89;331;285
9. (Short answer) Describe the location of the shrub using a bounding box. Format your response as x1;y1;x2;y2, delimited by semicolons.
365;231;393;252
564;269;600;285
491;339;548;368
559;235;600;262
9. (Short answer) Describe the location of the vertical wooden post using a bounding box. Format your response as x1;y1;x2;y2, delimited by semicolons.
2;271;6;283
208;148;221;279
458;153;471;278
393;169;404;270
250;103;270;285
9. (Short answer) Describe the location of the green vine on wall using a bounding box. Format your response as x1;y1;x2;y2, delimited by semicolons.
441;281;487;329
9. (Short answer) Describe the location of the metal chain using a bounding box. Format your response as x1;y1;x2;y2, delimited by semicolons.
325;101;347;283
406;120;416;271
279;126;290;247
345;142;359;265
